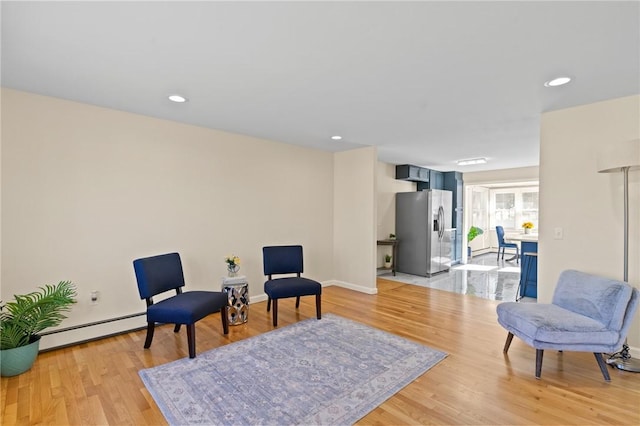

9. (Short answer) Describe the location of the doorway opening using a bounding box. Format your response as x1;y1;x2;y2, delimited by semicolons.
464;181;539;262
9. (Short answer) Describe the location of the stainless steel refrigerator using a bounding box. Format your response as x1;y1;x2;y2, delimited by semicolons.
395;190;454;277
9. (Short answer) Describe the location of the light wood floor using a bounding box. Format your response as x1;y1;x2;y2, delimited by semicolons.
2;279;640;425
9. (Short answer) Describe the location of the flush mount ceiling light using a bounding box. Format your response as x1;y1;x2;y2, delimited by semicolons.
168;94;188;103
544;76;572;87
331;135;343;140
456;157;487;166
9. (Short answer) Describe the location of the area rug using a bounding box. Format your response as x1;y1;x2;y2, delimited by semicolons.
139;313;446;425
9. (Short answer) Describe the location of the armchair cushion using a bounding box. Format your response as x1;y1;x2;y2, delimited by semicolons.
497;303;617;348
265;277;321;299
147;291;227;325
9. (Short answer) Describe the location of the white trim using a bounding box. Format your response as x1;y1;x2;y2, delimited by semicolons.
323;280;378;295
249;294;269;304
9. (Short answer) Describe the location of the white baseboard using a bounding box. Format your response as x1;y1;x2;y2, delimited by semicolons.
472;248;493;256
323;280;378;294
40;315;147;351
249;293;269;304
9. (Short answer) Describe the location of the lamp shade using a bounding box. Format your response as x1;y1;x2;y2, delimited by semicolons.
597;139;640;173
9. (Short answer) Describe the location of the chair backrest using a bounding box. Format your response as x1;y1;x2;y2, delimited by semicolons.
552;270;637;332
619;288;640;346
133;252;185;299
263;245;304;277
496;226;506;245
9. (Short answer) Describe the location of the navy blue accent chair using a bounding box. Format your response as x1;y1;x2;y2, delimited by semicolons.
133;252;228;358
263;245;322;327
496;225;519;264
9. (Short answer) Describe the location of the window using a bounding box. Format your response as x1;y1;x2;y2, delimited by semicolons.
470;187;490;249
521;191;539;226
489;187;539;231
494;193;515;229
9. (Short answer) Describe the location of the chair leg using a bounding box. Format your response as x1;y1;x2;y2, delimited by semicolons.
503;332;514;353
267;297;271;312
594;353;611;381
497;248;500;261
187;323;196;358
295;296;301;308
174;324;181;333
272;299;278;327
316;294;321;319
221;306;229;334
516;247;519;264
535;349;544;379
143;322;155;349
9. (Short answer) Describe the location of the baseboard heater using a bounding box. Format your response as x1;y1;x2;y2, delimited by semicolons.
39;312;146;352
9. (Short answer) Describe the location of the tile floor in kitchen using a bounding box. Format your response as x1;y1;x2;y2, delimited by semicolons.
378;252;529;302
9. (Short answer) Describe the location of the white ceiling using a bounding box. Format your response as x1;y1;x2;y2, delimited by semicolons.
2;1;639;172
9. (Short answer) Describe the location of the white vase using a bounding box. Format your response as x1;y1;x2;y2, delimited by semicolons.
524;228;531;234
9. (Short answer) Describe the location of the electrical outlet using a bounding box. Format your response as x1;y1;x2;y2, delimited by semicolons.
90;291;99;305
554;227;563;240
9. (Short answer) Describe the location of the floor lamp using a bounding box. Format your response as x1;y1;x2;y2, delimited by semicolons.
597;138;640;372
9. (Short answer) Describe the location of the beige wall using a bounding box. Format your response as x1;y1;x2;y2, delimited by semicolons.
463;166;539;185
1;89;336;348
332;147;377;293
540;94;640;354
376;162;415;240
375;162;414;266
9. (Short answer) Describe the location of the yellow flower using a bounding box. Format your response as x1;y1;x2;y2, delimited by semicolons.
224;255;240;266
522;222;534;229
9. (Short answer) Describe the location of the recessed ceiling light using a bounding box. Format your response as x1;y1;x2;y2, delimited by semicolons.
168;94;188;103
544;77;572;87
331;135;342;140
457;157;487;166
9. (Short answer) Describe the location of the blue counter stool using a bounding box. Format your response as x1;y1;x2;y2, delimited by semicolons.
517;252;538;301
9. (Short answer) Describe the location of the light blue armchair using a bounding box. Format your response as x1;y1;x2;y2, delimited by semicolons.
497;270;639;381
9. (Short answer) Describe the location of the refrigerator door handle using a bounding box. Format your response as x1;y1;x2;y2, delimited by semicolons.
438;206;445;240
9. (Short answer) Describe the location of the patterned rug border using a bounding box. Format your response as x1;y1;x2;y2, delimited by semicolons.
139;313;447;425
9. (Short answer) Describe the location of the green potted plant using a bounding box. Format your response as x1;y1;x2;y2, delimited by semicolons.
0;281;77;376
467;226;484;257
384;254;392;268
